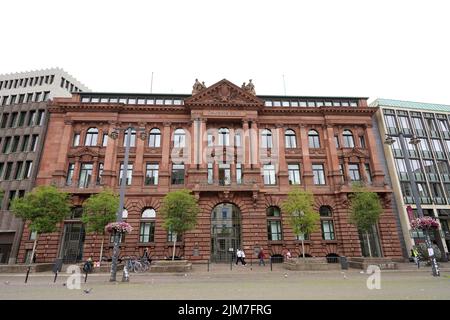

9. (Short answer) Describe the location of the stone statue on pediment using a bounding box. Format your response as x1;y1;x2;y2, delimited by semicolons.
192;79;206;95
242;79;256;95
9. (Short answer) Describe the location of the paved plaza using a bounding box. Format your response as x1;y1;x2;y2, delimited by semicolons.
0;263;449;300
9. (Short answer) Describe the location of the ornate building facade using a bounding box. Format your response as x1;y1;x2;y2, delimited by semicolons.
17;79;403;264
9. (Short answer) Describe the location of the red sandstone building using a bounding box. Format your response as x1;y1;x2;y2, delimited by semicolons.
18;79;403;264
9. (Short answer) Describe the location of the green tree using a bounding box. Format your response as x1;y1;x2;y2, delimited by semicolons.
281;188;320;261
11;185;71;264
160;189;200;260
348;185;383;257
81;189;119;265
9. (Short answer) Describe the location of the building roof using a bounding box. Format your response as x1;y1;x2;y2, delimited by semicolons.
370;98;450;113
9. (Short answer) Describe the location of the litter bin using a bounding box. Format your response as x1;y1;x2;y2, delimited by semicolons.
340;256;348;270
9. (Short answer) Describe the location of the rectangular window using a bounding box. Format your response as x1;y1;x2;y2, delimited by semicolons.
288;164;301;185
1;114;8;128
7;190;16;210
267;220;282;241
263;164;276;185
321;220;335;240
27;111;36;126
30;135;39;152
11;136;20;153
0;163;4;180
334;135;340;148
43;92;50;101
2;137;11;153
18;112;26;127
14;161;23;180
24;161;32;179
207;133;214;147
18;94;25;103
73;133;80;146
34;92;41;102
167;230;181;242
10;95;16;105
312;164;325;185
4;162;13;180
97;163;104;185
1;96;8;106
36;110;45;126
348;163;361;181
218;163;231;185
119;163;133;186
102;133;108;147
145;163;159;185
207;163;213;184
139;222;155;243
66;163;75;186
171;164;185;185
235;133;241;147
78;163;93;188
123;130;136;147
9;112;18;127
359;136;366;148
236;163;242;184
20;136;30;152
26;93;33;102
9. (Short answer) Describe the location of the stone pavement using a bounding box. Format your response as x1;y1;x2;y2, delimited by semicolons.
0;262;449;300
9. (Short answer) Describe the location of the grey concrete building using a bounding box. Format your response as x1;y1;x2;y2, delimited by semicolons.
0;68;89;264
371;99;450;260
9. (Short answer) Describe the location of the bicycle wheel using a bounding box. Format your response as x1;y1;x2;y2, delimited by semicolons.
134;261;143;273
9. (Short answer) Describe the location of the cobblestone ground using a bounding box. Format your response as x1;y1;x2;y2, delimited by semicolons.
0;263;449;300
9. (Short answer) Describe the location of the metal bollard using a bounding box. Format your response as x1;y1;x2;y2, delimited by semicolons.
53;271;58;283
270;257;273;272
25;266;31;283
207;259;210;272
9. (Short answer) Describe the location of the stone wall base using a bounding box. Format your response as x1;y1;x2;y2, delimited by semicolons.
347;257;397;270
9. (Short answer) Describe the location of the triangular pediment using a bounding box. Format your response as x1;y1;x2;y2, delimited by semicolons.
185;79;264;107
343;147;369;158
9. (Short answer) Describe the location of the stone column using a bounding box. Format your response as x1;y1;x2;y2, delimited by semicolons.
91;156;99;187
276;125;288;189
325;124;341;186
102;122;118;186
359;157;368;184
72;156;81;187
299;125;313;186
159;122;172;190
133;126;146;186
52;119;74;185
242;120;251;169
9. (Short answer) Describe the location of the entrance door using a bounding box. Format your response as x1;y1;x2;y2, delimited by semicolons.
60;223;85;263
211;203;241;262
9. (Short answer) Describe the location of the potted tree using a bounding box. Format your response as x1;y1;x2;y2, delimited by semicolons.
11;186;71;269
81;189;119;268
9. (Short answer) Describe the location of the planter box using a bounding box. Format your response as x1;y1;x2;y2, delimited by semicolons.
150;260;192;273
283;258;340;271
347;257;397;270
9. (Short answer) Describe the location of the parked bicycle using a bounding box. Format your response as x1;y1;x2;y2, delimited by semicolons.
124;256;150;273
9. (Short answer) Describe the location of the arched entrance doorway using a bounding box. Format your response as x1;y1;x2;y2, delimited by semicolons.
211;203;241;262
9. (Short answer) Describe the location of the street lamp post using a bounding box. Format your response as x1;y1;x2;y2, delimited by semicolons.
109;125;147;282
385;132;440;277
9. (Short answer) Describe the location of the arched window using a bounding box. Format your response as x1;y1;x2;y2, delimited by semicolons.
285;129;297;148
267;206;282;241
261;129;273;149
218;127;230;146
319;206;335;240
173;128;185;148
342;130;354;148
123;129;136;147
85;127;98;146
308;130;320;148
148;128;161;147
140;208;156;243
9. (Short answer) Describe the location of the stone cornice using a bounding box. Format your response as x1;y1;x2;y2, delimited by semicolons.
47;103;188;114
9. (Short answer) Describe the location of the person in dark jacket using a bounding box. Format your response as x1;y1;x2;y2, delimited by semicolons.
258;249;266;266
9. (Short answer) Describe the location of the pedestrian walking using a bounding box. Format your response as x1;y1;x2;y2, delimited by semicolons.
258;249;266;266
241;248;247;266
236;248;242;265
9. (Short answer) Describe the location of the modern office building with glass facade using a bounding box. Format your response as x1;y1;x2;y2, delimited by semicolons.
0;68;89;264
371;99;450;259
17;79;403;264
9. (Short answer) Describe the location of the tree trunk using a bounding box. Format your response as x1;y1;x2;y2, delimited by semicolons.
172;237;177;261
366;231;373;257
30;237;38;265
301;239;305;263
99;234;105;266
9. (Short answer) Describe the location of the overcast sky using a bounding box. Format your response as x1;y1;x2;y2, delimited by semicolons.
1;0;450;105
